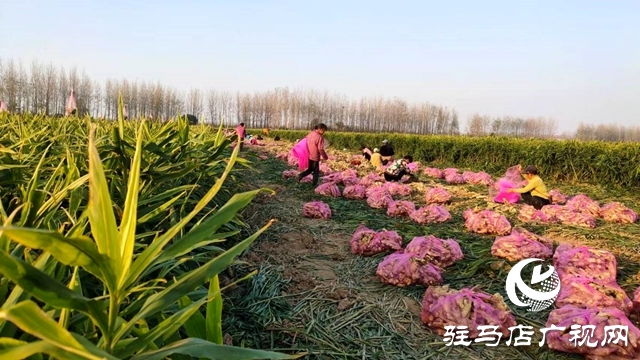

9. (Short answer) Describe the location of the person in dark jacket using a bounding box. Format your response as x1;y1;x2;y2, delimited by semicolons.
380;139;395;165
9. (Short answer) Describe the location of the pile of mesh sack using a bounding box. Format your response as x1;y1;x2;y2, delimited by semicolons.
409;205;452;225
342;185;367;199
287;155;299;167
322;172;343;183
387;200;416;217
567;194;601;217
518;205;555;224
547;243;640;359
376;236;463;287
549;189;567;204
541;205;597;228
462;171;494;186
599;202;638;224
359;173;384;187
443;168;466;184
302;201;332;219
553;243;618;281
314;183;341;197
491;227;553;261
545;305;640;359
407;162;420;173
319;163;333;174
423;167;444;179
404;236;464;268
366;187;393;209
350;225;403;256
382;182;412;197
424;187;451;204
341;176;360;186
463;209;512;235
282;169;299;180
553;243;630;313
376;252;443;287
420;285;517;338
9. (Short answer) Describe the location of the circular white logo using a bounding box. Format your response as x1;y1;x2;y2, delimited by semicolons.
505;258;561;312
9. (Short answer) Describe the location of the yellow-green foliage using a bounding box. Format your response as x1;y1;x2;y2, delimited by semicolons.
0;108;303;359
264;129;640;188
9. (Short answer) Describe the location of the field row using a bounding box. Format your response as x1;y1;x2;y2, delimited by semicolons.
240;137;640;359
256;129;640;189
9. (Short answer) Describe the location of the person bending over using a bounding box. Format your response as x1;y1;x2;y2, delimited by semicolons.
384;155;414;182
361;145;372;161
297;123;329;185
507;165;550;209
370;148;383;169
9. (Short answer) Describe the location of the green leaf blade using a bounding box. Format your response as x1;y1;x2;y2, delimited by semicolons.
0;301;103;360
119;121;145;287
116;219;274;343
125;138;244;289
87;123;121;287
206;275;223;345
0;227;111;283
0;252;108;336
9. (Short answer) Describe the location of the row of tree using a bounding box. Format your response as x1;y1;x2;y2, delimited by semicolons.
0;58;459;135
465;113;558;139
574;123;640;142
466;114;640;142
1;57;637;141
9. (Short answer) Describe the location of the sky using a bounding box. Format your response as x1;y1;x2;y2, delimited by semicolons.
1;0;639;134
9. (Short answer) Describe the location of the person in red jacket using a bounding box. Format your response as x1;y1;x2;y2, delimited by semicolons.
235;123;246;150
297;123;329;185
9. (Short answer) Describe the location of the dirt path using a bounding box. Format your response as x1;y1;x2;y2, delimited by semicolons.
241;176;365;304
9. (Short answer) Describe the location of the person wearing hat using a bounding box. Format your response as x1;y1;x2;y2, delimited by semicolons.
379;139;395;165
370;148;383;169
507;165;550;209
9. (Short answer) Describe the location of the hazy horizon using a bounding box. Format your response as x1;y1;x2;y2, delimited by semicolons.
2;0;639;134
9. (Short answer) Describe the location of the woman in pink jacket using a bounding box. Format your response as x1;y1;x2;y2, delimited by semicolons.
235;123;246;150
297;123;329;185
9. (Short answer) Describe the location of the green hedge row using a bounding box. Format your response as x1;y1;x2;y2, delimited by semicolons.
255;129;640;189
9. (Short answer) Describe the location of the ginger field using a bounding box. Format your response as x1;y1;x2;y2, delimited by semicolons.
230;135;640;360
0;113;302;360
1;111;640;360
